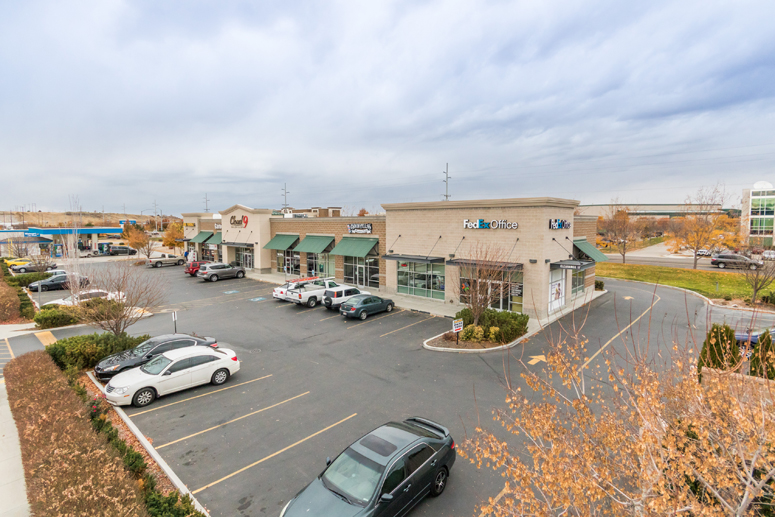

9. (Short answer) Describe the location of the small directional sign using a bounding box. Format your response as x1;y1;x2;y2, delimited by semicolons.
527;355;546;365
249;297;265;302
223;290;239;294
452;319;464;333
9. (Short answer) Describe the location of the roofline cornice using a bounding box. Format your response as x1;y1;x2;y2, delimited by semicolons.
381;197;579;211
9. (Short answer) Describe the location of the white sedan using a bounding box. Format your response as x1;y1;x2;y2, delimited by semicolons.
42;290;124;307
104;347;240;407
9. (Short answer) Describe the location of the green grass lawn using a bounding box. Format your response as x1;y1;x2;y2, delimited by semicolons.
596;262;754;299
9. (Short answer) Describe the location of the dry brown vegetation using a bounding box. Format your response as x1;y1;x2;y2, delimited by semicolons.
4;351;149;516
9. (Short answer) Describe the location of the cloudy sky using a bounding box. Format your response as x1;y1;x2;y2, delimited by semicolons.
1;0;774;215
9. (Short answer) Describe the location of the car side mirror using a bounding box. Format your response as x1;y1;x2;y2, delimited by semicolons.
163;370;172;376
326;457;332;466
380;493;393;503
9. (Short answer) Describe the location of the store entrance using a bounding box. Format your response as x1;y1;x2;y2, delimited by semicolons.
356;264;366;287
243;253;253;269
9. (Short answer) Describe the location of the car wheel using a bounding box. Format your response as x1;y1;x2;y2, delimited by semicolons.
751;264;758;270
430;467;448;497
190;273;197;277
308;297;317;308
177;259;184;265
155;261;162;268
132;388;156;408
18;268;26;273
210;275;219;282
236;271;245;279
211;368;230;385
40;285;48;292
325;305;332;310
718;262;726;269
385;303;394;312
359;310;368;320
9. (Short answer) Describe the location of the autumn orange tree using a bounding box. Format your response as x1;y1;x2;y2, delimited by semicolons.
599;203;641;263
163;222;184;253
125;226;157;260
459;321;775;516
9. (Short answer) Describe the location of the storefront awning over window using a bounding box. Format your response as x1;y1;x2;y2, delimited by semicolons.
445;258;523;271
263;234;299;250
208;232;223;245
330;237;379;257
382;254;445;264
294;235;335;254
189;231;213;244
573;238;608;262
550;259;595;271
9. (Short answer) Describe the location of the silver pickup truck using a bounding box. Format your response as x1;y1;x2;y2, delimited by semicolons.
147;254;186;268
286;279;339;307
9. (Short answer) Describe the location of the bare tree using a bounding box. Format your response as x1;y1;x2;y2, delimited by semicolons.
8;236;29;258
599;201;641;264
454;242;510;326
744;260;775;304
78;261;167;335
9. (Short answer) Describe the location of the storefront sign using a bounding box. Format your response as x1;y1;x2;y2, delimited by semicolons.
549;219;571;230
347;223;372;234
23;232;40;237
558;263;579;270
230;215;248;228
214;223;222;230
510;283;523;297
206;244;218;250
184;222;196;227
463;219;518;230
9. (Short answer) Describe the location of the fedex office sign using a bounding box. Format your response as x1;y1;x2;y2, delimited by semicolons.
549;219;571;230
463;219;519;230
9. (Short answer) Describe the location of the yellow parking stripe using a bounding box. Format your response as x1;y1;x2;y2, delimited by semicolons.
4;337;15;358
192;413;357;494
319;313;342;321
346;309;404;329
379;316;436;338
275;304;295;309
130;374;273;417
34;331;57;347
156;391;310;449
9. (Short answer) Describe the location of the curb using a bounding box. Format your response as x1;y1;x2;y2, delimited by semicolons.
85;372;210;516
597;277;775;315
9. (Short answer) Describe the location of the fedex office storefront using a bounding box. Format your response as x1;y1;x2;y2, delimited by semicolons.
381;198;606;321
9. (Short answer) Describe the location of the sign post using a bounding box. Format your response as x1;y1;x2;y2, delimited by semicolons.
453;318;464;346
172;311;177;333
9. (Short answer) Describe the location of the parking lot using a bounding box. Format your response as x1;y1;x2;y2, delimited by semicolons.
13;264;775;517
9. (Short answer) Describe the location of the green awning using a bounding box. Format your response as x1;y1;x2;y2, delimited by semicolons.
263;234;299;250
329;237;379;258
208;232;222;245
573;238;608;262
294;235;335;254
189;232;213;244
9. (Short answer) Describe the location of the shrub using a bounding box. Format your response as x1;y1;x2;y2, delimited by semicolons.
4;272;51;288
698;323;741;380
595;279;605;291
454;308;530;343
723;294;733;301
46;332;150;370
442;331;456;341
488;326;500;342
750;330;775;380
33;306;80;329
17;287;35;319
0;281;20;322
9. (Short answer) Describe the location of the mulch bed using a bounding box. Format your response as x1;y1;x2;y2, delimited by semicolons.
426;333;511;350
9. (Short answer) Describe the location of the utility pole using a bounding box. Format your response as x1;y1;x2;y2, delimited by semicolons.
153;200;159;232
442;163;451;201
204;193;210;213
281;183;290;210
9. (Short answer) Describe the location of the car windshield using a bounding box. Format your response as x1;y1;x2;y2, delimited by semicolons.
140;355;172;375
133;337;167;356
321;448;384;506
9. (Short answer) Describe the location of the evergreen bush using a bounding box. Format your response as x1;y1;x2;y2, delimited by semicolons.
46;332;150;370
698;323;741;380
33;307;80;329
750;330;775;380
455;308;529;343
595;280;605;291
4;272;51;288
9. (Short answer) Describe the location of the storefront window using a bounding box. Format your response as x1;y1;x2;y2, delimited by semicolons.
572;270;585;296
344;256;380;288
306;253;335;278
549;269;566;313
283;249;300;275
459;268;522;313
398;262;445;300
235;247;254;269
751;218;774;235
276;250;284;273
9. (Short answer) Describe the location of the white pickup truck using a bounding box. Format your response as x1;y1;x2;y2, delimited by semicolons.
286;279;339;307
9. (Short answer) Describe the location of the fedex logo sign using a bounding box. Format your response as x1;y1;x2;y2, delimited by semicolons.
549;219;571;230
463;219;519;230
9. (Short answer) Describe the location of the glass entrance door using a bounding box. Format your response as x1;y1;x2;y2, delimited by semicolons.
356;264;366;287
243;252;253;269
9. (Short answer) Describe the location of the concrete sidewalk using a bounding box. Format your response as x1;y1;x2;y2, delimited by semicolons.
0;382;29;517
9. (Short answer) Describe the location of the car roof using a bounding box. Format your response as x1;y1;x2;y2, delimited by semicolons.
348;421;433;466
162;347;217;360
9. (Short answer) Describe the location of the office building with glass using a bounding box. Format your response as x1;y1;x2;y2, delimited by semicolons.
742;181;775;246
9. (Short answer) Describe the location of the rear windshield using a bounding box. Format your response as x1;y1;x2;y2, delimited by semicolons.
324;290;336;298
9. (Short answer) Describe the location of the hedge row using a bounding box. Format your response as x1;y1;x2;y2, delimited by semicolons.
455;308;529;343
4;271;51;288
0;280;20;321
34;306;81;329
46;332;150;370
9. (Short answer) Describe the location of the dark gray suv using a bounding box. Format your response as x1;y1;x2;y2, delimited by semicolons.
710;253;764;270
196;262;246;282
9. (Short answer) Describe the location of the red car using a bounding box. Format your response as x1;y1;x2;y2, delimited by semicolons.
184;261;211;277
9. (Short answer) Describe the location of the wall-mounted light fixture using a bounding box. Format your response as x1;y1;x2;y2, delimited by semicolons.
529;259;537;264
545;259;551;263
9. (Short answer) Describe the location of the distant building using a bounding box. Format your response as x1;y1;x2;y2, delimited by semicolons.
271;207;342;218
577;203;723;219
742;181;775;246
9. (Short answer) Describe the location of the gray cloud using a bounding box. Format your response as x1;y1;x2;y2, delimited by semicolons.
1;0;774;214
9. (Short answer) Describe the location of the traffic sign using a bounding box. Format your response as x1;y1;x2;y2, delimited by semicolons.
453;318;464;333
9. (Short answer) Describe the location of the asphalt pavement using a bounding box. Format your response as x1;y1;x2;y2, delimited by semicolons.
6;264;775;517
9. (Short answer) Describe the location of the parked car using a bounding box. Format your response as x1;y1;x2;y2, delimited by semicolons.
763;250;775;261
273;276;319;301
323;285;370;310
109;245;137;255
94;333;218;381
12;262;57;273
28;273;89;292
340;295;394;320
4;258;31;267
196;262;246;282
79;249;98;258
735;325;775;346
710;253;764;270
184;260;211;277
287;278;340;307
147;254;185;268
279;417;455;517
42;290;124;308
46;269;69;277
695;248;711;257
104;347;240;407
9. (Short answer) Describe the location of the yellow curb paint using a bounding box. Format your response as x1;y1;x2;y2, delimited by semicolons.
34;331;57;347
192;413;357;494
156;391;310;449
